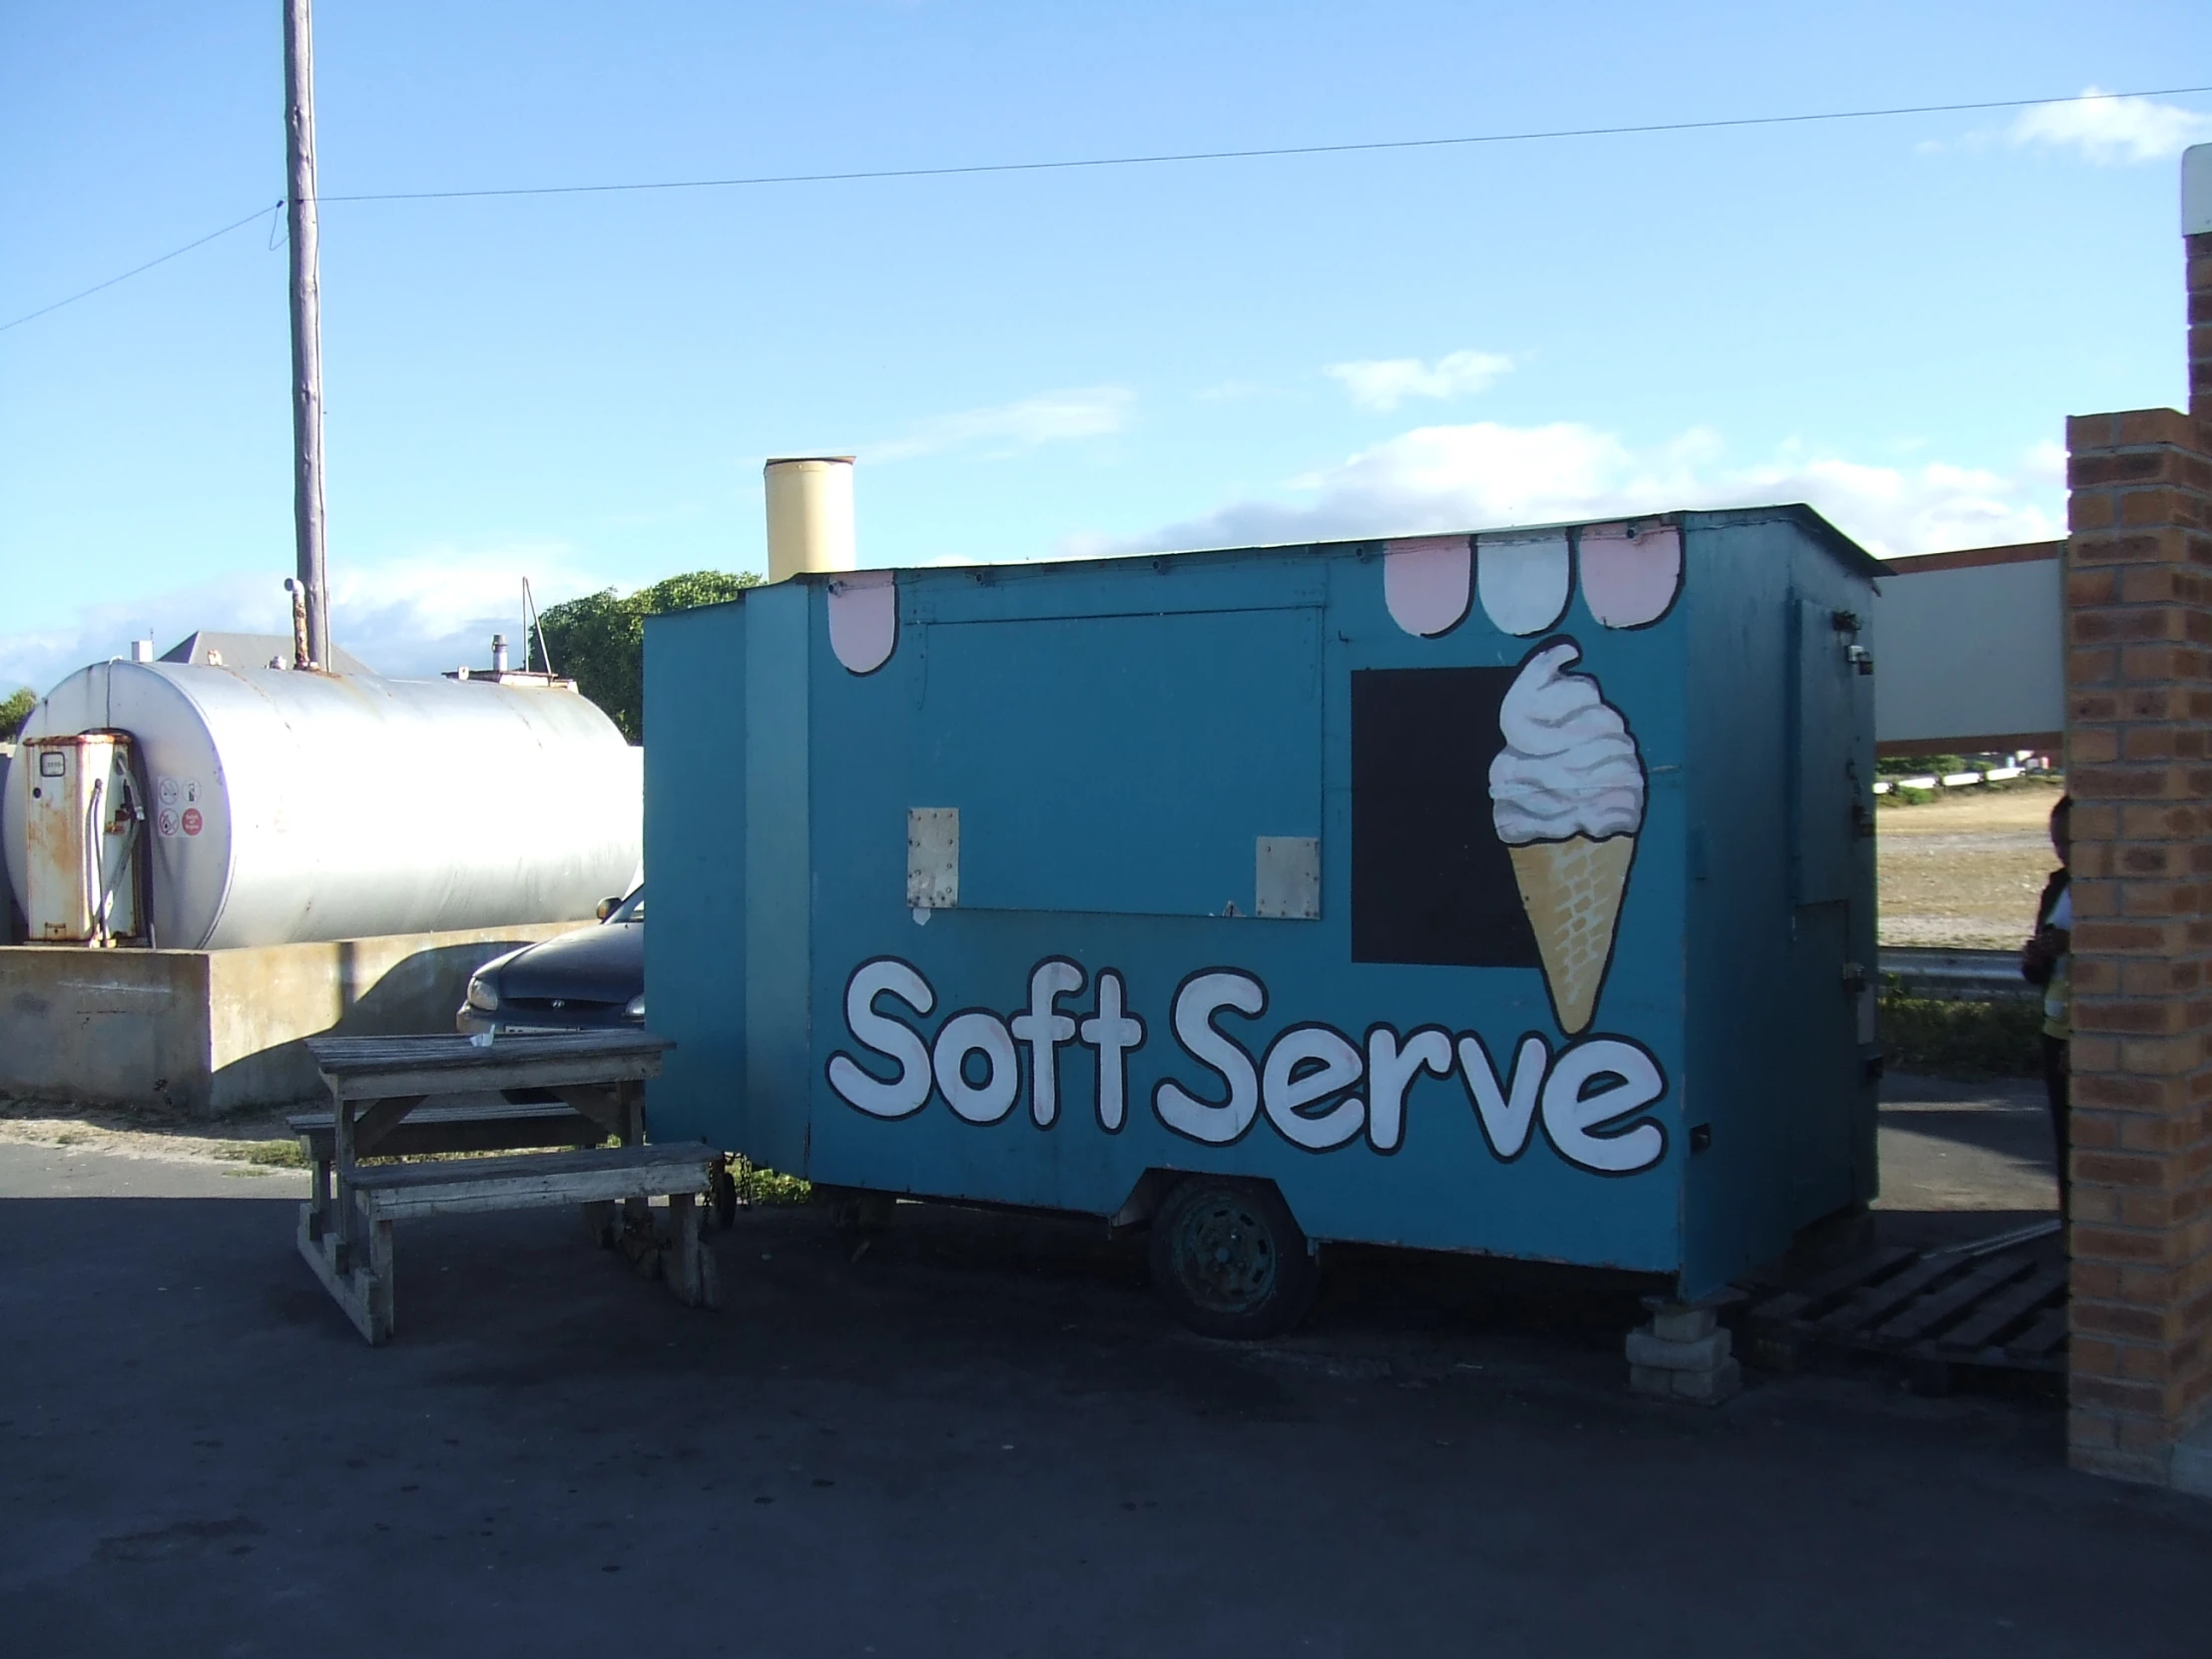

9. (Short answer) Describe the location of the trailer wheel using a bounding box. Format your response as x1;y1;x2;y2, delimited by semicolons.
1149;1179;1316;1340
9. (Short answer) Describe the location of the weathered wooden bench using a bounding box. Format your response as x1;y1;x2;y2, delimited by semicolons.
295;1032;718;1345
286;1099;608;1165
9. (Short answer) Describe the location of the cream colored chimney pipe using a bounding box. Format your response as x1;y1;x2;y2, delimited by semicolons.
764;456;856;583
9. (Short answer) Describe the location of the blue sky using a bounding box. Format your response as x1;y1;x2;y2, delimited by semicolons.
3;1;2208;688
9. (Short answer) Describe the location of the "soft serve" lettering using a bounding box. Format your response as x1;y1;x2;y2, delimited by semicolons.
826;957;1667;1177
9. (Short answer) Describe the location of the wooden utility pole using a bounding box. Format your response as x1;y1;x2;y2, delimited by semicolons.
283;0;330;670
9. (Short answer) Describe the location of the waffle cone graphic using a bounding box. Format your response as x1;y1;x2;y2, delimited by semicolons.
1507;833;1635;1035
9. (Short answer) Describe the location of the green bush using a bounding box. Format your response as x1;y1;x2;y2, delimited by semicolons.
1880;992;2043;1079
537;570;762;742
735;1158;811;1206
0;686;34;742
1877;753;1968;778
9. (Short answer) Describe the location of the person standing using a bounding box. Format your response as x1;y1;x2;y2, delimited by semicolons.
2020;795;2072;1216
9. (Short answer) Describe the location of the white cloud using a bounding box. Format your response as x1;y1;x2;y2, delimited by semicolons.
2007;87;2212;165
1193;379;1276;403
1089;420;2059;562
867;385;1132;462
1325;349;1514;411
324;546;615;675
0;545;616;695
2;423;2063;694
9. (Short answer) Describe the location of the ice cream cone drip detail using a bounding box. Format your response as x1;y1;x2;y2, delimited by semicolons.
1577;523;1681;630
1490;640;1646;1035
1474;531;1570;637
1382;536;1473;638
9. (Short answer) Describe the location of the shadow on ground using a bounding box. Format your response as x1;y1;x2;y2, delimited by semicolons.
2;1145;2207;1657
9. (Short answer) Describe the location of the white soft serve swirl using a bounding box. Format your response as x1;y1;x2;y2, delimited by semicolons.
1488;641;1645;844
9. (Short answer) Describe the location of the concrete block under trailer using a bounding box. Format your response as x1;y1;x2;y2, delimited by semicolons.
645;507;1881;1335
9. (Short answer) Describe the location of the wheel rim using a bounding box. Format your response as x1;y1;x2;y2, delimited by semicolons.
1168;1193;1278;1316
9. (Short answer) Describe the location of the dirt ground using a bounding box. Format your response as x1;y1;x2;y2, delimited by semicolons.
1878;781;2065;949
0;1095;300;1170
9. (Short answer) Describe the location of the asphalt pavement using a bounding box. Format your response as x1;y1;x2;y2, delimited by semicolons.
2;1080;2206;1657
1873;1070;2060;1251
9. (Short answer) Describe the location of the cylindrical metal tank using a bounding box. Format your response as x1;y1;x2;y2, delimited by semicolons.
765;456;856;583
1;661;641;950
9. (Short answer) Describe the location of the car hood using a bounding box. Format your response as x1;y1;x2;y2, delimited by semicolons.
494;921;644;1004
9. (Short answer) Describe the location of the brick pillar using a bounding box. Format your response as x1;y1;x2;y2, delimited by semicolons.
2062;404;2212;1485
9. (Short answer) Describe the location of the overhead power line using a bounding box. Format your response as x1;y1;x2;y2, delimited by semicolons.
321;84;2212;205
1;201;282;334
6;83;2210;335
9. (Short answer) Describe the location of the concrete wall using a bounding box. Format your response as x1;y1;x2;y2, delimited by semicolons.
0;920;587;1116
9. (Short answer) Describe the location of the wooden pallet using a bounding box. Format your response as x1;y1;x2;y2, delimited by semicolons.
1744;1245;2068;1386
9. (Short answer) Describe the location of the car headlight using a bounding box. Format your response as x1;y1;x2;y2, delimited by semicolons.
624;993;646;1019
466;975;500;1013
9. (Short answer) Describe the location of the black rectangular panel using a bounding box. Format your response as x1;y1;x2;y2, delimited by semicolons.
1351;667;1539;967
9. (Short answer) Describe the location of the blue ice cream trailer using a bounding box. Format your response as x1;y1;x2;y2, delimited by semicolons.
645;506;1882;1334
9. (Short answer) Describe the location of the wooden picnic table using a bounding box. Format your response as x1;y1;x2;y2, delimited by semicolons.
294;1032;719;1345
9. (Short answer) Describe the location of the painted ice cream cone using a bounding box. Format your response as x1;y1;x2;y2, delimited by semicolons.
1490;641;1645;1035
1507;834;1635;1035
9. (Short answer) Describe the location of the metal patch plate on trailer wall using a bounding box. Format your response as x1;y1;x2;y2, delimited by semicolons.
907;808;959;909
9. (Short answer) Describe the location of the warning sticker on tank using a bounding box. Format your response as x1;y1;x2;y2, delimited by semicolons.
157;808;179;837
181;808;203;836
158;776;180;808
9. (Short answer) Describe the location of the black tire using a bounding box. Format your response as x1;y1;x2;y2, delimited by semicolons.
1148;1178;1316;1340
